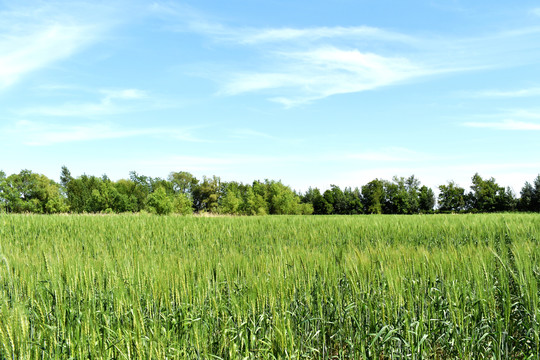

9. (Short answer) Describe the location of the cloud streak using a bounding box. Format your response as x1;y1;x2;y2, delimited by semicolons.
463;119;540;130
462;108;540;130
0;24;100;90
341;147;438;162
9;120;205;146
212;25;419;46
15;88;173;117
0;2;115;90
467;87;540;98
167;8;540;106
221;47;440;106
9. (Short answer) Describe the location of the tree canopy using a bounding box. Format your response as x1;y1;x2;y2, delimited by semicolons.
0;167;536;215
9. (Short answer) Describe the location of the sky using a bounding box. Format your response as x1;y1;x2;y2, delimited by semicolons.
1;0;540;194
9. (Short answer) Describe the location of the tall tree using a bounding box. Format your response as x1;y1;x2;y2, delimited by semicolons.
192;175;222;212
468;173;516;212
219;182;242;215
343;187;363;214
362;179;385;214
418;185;435;213
168;171;199;196
3;170;67;213
438;181;465;212
146;186;174;215
302;187;331;215
383;177;410;214
0;170;7;212
519;175;540;212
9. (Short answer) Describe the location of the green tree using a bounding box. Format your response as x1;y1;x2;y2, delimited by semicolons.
113;179;142;212
469;173;499;212
383;178;409;214
168;171;198;196
241;185;268;215
192;175;222;212
3;170;67;213
496;187;516;212
324;185;348;214
267;180;303;215
173;192;194;215
343;187;363;214
220;182;242;215
418;185;435;213
362;179;384;214
518;175;540;212
405;175;421;213
0;170;6;212
302;187;332;214
65;174;117;213
468;173;516;212
146;186;174;215
438;181;465;212
60;165;73;198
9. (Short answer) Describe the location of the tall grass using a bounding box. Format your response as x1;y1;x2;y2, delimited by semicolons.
0;213;538;358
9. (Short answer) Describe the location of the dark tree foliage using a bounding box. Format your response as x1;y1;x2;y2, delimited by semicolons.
343;187;363;214
0;167;538;215
302;187;332;215
519;175;540;212
362;179;385;214
467;173;516;212
438;181;466;212
418;185;435;213
1;170;66;213
168;171;199;195
192;175;222;212
0;170;6;212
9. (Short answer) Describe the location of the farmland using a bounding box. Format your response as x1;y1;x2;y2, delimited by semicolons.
0;214;539;358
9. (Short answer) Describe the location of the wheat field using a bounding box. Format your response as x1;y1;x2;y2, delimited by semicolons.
0;213;538;359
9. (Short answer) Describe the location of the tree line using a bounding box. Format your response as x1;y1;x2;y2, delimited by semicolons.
0;167;539;215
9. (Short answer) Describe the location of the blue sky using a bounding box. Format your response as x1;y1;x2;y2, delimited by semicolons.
1;0;540;193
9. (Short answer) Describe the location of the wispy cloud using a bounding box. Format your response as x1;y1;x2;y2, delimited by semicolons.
0;2;117;90
222;47;439;106
341;147;438;162
16;88;161;117
160;5;540;106
229;128;304;145
532;8;540;17
463;119;540;130
101;88;147;101
467;87;540;98
0;24;100;89
462;108;540;130
214;25;418;46
9;120;205;146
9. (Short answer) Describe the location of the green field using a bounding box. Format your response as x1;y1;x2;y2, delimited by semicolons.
0;214;539;359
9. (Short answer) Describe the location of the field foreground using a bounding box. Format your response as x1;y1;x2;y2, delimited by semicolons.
0;214;539;359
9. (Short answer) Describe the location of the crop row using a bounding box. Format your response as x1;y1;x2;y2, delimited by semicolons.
0;214;538;358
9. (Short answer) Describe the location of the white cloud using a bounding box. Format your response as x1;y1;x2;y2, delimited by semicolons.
101;89;147;101
532;8;540;17
504;109;540;119
463;119;540;130
468;87;540;98
222;47;437;105
17;88;154;117
142;2;540;106
10;120;204;146
232;26;418;45
0;24;99;89
341;148;437;162
0;3;115;90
